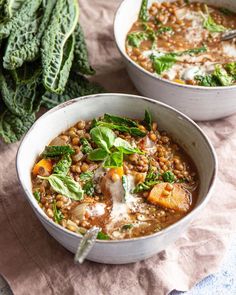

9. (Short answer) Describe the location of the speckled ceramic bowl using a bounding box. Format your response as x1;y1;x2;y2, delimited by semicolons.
16;94;217;264
114;0;236;121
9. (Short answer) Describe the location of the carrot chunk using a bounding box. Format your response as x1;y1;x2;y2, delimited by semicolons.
32;159;53;176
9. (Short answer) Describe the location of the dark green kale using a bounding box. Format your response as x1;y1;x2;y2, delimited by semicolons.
43;145;75;157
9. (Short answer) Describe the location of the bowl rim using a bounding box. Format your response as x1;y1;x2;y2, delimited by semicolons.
113;0;236;91
16;93;218;244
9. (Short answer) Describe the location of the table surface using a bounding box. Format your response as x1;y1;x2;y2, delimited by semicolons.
1;234;235;295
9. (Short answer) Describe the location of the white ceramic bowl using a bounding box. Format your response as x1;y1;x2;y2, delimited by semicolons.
114;0;236;121
16;94;217;264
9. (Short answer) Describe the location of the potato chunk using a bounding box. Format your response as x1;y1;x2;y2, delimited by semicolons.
147;183;191;212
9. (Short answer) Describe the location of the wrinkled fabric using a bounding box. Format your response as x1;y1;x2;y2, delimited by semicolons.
0;1;236;294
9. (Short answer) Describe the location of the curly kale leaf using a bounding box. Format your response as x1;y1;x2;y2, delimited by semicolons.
0;104;35;143
0;0;42;40
42;0;79;94
3;0;57;70
73;24;95;76
42;74;105;109
0;70;42;117
4;0;25;18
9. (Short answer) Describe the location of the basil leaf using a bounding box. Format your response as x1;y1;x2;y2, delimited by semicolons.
43;145;75;157
33;191;40;202
39;174;84;201
114;137;143;155
80;171;93;181
80;137;93;154
53;154;71;175
139;0;148;22
97;122;146;137
103;113;138;127
143;109;152;131
53;200;64;223
162;171;175;183
104;151;123;168
88;148;109;161
90;126;115;153
97;231;110;240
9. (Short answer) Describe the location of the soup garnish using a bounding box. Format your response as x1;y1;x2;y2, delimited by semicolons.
126;0;236;87
31;111;198;240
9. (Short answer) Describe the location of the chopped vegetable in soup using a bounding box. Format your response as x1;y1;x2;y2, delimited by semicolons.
31;112;198;240
126;0;236;86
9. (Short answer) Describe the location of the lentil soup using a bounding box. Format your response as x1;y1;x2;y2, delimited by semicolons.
126;0;236;87
31;111;198;240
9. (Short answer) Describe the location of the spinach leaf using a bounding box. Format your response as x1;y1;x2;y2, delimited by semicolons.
150;53;177;75
97;231;110;240
53;201;64;223
104;150;123;168
39;174;84;201
162;171;175;183
83;180;95;196
33;190;41;202
80;171;93;181
97;122;146;137
143;109;152;131
73;23;95;76
80;137;93;154
90;126;115;153
88;148;108;161
202;7;226;32
139;0;148;22
53;154;71;175
103;113;138;127
113;137;143;154
43;145;75;157
42;0;79;94
0;106;35;143
127;31;148;48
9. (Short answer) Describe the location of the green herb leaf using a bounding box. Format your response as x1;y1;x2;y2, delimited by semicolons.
104;151;123;168
157;26;173;34
127;31;148;48
195;74;219;86
121;224;133;231
162;171;175;183
97;122;146;137
133;180;159;193
150;53;177;75
97;231;110;240
83;180;95;196
88;148;109;161
53;200;64;223
139;0;148;22
33;191;41;202
90;126;115;153
43;145;75;157
80;171;93;181
80;137;93;154
114;137;143;155
103;113;138;127
202;6;226;32
225;62;236;79
53;154;72;175
213;65;234;86
143;109;152;131
178;46;207;56
39;174;84;201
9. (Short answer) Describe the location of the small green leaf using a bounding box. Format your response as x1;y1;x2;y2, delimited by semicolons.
150;53;177;75
83;180;95;196
114;137;143;155
39;174;84;201
97;122;146;137
90;126;115;153
162;171;175;183
121;224;133;231
202;6;226;33
80;171;93;181
127;31;148;48
88;148;109;161
53;201;64;223
33;191;41;202
139;0;148;22
80;137;93;154
43;145;75;157
156;26;173;34
104;151;123;168
53;154;72;175
143;109;152;131
103;113;138;127
97;231;110;240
